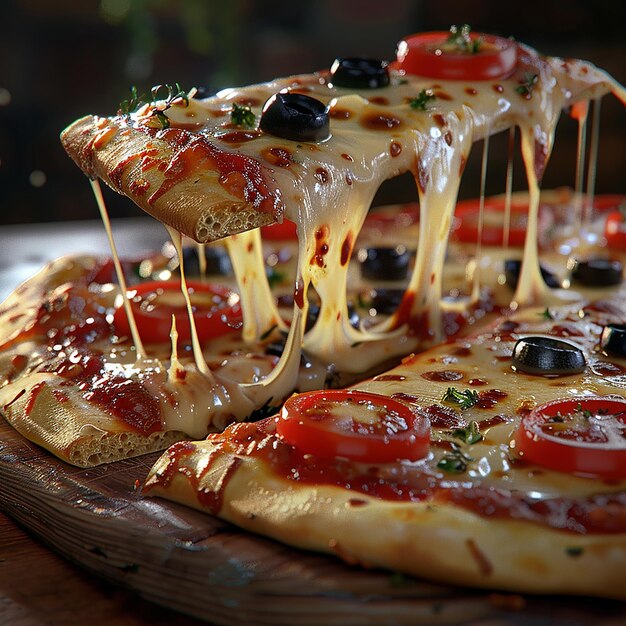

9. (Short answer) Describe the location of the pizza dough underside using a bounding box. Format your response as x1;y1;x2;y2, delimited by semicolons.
61;116;276;243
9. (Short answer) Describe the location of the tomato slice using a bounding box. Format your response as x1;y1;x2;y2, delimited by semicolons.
514;396;626;479
113;280;242;344
451;197;541;247
276;389;430;463
396;30;517;80
604;209;626;250
260;219;298;241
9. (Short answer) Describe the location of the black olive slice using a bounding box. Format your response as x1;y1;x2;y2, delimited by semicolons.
367;288;405;315
182;246;232;276
511;336;586;376
359;246;410;281
260;93;330;142
504;259;560;289
600;323;626;358
330;57;390;89
570;258;623;287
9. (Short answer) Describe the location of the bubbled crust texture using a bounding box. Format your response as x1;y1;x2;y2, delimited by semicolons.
145;444;626;600
60;116;276;243
0;381;187;467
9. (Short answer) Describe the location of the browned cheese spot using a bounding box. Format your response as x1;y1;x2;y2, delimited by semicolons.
390;141;402;157
361;112;403;130
314;167;330;184
329;108;352;120
369;96;390;105
340;231;354;266
261;147;292;168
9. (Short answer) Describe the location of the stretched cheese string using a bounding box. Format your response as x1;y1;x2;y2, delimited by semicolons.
90;179;146;360
166;314;187;382
573;101;589;246
471;132;491;304
502;127;516;250
584;98;602;228
196;242;207;280
166;226;214;379
224;229;287;342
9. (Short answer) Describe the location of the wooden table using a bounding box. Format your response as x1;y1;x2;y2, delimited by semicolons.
0;513;205;626
0;217;201;625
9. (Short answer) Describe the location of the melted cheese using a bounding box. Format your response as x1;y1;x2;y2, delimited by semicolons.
72;43;625;438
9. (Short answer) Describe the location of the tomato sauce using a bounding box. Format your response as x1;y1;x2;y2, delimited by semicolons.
194;417;626;534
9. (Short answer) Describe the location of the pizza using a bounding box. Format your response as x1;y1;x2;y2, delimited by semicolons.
1;25;626;600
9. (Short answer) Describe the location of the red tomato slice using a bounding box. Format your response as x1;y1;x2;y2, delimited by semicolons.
396;31;517;80
113;280;242;344
514;396;626;479
276;389;430;463
605;209;626;250
451;198;534;247
260;219;298;241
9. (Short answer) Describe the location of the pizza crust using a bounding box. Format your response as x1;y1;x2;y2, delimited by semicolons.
0;377;186;467
145;442;626;600
60;116;279;243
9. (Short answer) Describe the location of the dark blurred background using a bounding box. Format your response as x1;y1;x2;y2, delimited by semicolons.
0;0;624;226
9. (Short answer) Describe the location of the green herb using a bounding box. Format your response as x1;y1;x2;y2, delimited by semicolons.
539;307;554;320
446;24;481;54
249;398;277;422
437;443;473;473
259;324;278;341
515;73;539;97
451;420;483;444
565;546;584;557
119;86;143;116
574;403;592;419
356;292;371;310
118;83;189;129
230;102;256;128
389;571;410;587
442;387;480;410
266;267;287;288
409;89;436;111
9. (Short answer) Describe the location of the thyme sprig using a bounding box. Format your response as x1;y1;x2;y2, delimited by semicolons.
451;420;483;444
230;102;256;128
442;387;480;410
446;24;481;54
437;442;474;473
118;83;189;129
515;73;539;97
409;89;436;111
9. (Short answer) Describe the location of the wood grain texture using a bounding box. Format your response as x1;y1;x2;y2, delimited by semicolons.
1;418;625;626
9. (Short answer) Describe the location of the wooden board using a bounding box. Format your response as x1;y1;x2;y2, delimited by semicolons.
1;419;625;626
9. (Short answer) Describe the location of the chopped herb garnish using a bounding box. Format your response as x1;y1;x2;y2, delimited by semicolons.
451;420;483;444
249;398;277;422
446;24;481;54
118;83;189;129
442;387;480;410
259;324;278;341
539;307;554;320
230;102;256;128
409;89;436;111
515;73;539;97
119;86;143;116
266;267;287;288
565;546;584;557
437;443;473;473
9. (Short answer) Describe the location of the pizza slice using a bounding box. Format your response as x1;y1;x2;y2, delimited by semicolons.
1;27;624;471
144;289;626;599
